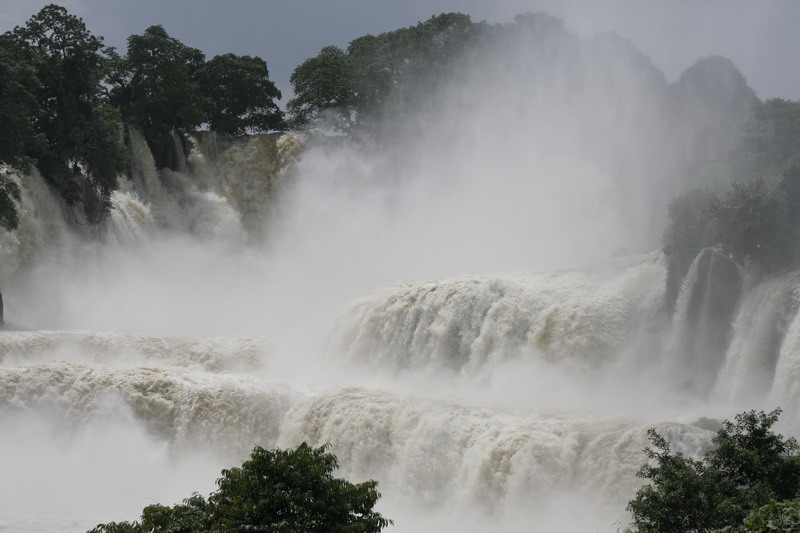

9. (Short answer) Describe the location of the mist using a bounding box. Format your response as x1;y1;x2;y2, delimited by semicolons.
1;9;798;533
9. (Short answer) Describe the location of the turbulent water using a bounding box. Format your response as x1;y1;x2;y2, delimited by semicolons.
1;124;799;533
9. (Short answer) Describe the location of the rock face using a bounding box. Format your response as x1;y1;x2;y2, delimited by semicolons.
0;292;3;327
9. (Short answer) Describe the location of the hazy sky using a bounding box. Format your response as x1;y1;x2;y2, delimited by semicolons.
1;0;799;101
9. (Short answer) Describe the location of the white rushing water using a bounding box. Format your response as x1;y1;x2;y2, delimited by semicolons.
3;129;798;533
1;19;798;531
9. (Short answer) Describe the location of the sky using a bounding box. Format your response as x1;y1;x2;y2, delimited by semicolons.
0;0;799;102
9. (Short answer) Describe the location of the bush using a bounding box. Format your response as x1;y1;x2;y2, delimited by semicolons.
627;409;800;532
89;443;392;533
711;179;790;271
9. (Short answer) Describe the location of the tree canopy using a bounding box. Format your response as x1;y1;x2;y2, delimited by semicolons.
627;409;800;532
0;33;42;169
199;53;285;136
4;4;128;224
89;443;391;533
288;13;483;131
109;24;206;168
288;45;355;130
108;25;286;167
0;32;42;232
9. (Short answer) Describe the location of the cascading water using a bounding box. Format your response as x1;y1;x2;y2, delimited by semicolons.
713;271;800;408
330;265;656;376
1;21;798;533
3;124;797;531
768;283;800;425
1;131;796;533
667;246;743;395
0;167;73;280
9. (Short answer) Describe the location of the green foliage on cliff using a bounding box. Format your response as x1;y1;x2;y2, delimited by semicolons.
109;24;205;168
627;409;800;533
288;45;355;131
711;179;793;270
0;33;42;170
109;25;286;166
0;4;286;226
3;4;128;224
663;163;800;308
288;12;483;131
109;25;287;167
0;32;41;232
199;53;285;136
88;443;391;533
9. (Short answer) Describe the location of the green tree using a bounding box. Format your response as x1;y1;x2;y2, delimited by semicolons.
707;410;800;515
0;33;43;232
288;45;355;130
0;34;43;170
627;409;800;532
199;53;285;136
89;443;392;533
287;13;481;132
7;4;128;224
712;179;790;271
345;12;480;122
111;25;205;168
628;429;715;532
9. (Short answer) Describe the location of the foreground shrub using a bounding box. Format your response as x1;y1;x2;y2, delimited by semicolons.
627;409;800;532
89;442;391;533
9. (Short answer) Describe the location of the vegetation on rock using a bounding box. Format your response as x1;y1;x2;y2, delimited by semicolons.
0;4;284;227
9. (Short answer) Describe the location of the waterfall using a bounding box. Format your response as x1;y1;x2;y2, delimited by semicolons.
127;127;166;208
331;271;635;375
2;131;800;533
769;284;800;425
108;181;156;245
666;246;743;395
116;127;304;243
0;168;73;282
170;131;189;173
1;7;797;528
0;356;714;533
0;329;267;372
713;272;800;407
